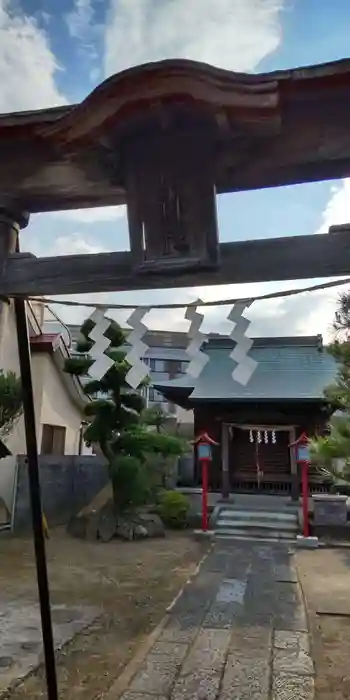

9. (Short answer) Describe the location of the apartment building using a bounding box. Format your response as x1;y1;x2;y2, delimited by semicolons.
43;319;194;426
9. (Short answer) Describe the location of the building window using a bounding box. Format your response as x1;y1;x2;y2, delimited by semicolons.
149;359;165;372
148;388;165;403
41;424;66;455
165;359;182;374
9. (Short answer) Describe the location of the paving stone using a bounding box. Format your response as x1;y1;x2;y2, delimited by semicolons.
220;689;268;700
274;630;309;651
120;693;168;700
158;618;199;644
181;629;231;672
202;602;242;629
128;654;181;695
274;582;301;605
229;626;272;652
221;652;270;694
120;542;310;700
274;565;298;583
272;673;314;700
171;668;221;700
274;607;308;632
273;631;314;676
215;578;247;604
150;641;189;663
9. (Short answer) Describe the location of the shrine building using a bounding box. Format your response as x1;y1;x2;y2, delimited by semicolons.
154;335;337;500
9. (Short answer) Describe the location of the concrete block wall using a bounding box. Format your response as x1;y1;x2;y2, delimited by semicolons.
13;455;109;531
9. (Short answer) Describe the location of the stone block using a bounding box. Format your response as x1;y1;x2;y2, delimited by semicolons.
158;617;200;645
296;535;319;549
172;668;222;700
129;654;180;695
273;631;314;676
273;673;314;700
312;494;347;526
180;629;231;672
151;641;189;663
222;652;270;695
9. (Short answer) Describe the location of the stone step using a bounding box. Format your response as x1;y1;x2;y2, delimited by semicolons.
216;517;298;531
215;526;297;541
215;532;297;544
217;509;297;523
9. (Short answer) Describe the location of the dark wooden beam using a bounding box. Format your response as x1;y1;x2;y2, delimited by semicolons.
2;226;350;297
2;59;350;212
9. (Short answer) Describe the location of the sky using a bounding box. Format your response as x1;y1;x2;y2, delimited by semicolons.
2;0;350;338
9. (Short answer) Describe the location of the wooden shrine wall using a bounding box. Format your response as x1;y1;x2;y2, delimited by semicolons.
192;402;329;491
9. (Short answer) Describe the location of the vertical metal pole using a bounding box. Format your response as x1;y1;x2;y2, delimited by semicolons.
13;285;59;698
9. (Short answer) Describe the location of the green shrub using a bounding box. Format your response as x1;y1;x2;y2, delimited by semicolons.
110;455;150;511
157;490;190;529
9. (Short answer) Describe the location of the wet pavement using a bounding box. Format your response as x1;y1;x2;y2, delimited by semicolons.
113;540;314;700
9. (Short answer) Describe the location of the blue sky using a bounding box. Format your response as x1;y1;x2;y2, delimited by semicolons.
2;0;350;336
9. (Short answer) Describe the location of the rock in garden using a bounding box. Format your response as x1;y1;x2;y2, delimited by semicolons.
115;518;134;541
134;524;148;539
67;511;99;540
98;501;117;542
134;512;165;538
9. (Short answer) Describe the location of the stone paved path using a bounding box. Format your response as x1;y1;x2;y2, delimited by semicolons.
113;540;314;700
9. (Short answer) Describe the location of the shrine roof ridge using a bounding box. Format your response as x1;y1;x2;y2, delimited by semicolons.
204;334;324;350
153;335;334;403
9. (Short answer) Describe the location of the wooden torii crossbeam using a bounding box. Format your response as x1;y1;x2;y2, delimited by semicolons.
1;56;350;700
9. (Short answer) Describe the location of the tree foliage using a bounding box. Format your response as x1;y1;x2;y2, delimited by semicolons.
142;403;173;433
0;370;23;439
310;291;350;482
65;317;185;509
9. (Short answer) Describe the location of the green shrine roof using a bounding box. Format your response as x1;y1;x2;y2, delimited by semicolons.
154;336;338;402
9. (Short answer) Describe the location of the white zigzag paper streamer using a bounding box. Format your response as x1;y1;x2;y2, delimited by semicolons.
228;302;258;386
185;301;209;379
88;307;114;381
125;308;150;389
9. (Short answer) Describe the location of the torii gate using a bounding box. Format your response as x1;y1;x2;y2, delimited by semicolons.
1;57;350;699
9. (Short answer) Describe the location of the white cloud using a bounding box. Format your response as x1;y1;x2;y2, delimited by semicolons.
28;231;111;259
65;0;101;72
65;0;95;41
45;234;109;256
104;0;283;76
0;0;66;112
48;205;126;224
316;179;350;233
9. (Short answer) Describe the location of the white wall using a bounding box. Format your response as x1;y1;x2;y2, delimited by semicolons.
0;456;17;524
0;303;82;455
39;354;82;454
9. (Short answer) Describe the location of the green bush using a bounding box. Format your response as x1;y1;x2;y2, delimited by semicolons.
110;455;150;511
157;490;190;529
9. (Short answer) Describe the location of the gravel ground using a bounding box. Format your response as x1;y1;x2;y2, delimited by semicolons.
297;546;350;700
0;528;207;700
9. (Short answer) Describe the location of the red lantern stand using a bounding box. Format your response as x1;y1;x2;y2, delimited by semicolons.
192;432;219;532
289;432;311;538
